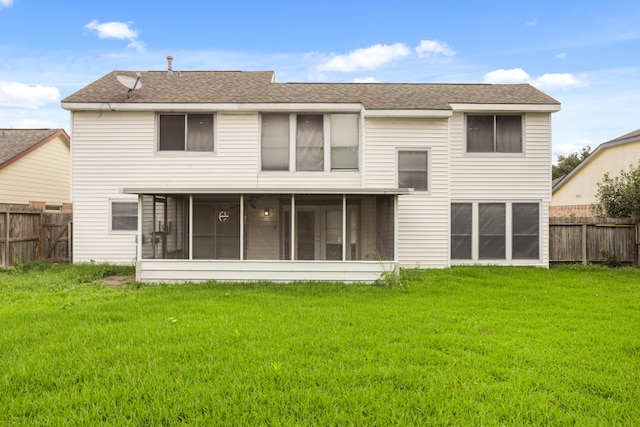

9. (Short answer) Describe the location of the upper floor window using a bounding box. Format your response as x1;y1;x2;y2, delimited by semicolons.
261;113;358;171
159;113;214;152
466;114;522;153
398;150;429;191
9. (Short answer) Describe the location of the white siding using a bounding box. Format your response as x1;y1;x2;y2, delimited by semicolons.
364;117;450;268
0;135;69;205
449;112;552;265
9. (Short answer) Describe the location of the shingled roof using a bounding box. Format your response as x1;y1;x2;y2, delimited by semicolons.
62;70;560;110
0;129;69;167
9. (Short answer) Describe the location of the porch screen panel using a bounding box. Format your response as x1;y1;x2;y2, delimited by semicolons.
296;115;324;171
375;195;394;261
186;114;214;151
193;197;240;259
261;114;290;170
512;203;539;259
244;196;290;260
479;203;505;259
451;203;472;259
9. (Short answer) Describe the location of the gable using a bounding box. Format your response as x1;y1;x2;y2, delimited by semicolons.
0;129;69;170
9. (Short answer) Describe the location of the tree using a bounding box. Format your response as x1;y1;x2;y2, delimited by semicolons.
592;162;640;220
552;146;591;180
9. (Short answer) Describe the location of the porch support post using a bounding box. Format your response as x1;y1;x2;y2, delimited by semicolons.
290;194;295;260
136;194;142;261
342;194;347;261
188;194;193;260
240;194;244;260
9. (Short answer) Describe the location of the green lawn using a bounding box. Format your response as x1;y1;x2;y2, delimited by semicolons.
1;263;639;426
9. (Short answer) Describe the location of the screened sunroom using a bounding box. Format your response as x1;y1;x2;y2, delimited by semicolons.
125;189;408;283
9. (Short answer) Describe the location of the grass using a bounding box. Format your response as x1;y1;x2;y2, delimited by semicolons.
1;262;639;425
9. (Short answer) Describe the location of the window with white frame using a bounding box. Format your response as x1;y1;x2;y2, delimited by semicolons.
451;202;540;261
159;113;214;151
261;114;290;170
111;201;137;231
260;113;359;171
398;150;429;191
466;114;522;153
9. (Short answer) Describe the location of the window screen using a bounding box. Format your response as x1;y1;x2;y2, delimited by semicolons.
467;115;522;153
512;203;539;259
451;203;472;259
112;202;137;231
296;115;324;171
159;114;214;151
479;203;505;259
261;114;290;170
330;114;358;170
159;115;185;151
187;114;214;151
398;150;429;191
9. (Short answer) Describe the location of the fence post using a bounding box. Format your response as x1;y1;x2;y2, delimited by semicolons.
581;223;588;265
3;211;8;268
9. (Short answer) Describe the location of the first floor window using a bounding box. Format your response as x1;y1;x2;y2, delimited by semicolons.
467;114;522;153
111;201;137;231
159;113;214;151
398;150;429;191
451;201;540;261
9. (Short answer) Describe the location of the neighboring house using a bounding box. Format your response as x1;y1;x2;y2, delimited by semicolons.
0;128;71;209
61;64;560;283
551;129;640;217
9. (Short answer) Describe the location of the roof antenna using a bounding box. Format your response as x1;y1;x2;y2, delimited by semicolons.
116;72;142;99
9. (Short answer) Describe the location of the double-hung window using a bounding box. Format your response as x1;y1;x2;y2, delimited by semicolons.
467;114;522;153
451;202;539;261
398;150;429;191
159;113;214;152
111;201;137;231
260;113;359;171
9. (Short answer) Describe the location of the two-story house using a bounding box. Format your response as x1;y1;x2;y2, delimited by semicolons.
61;64;560;283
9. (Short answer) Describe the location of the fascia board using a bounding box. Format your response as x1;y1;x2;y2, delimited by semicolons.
61;102;364;112
450;103;561;113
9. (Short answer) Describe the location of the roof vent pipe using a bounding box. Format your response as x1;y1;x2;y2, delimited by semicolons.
167;56;173;75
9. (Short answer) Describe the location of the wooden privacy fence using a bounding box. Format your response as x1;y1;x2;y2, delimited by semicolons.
0;208;72;268
549;217;639;266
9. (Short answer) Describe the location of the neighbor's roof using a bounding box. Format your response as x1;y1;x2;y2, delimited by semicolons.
552;128;640;192
62;70;561;110
0;129;69;168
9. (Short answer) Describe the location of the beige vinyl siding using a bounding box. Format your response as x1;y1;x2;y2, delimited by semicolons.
0;135;69;205
552;141;640;207
364;117;450;268
449;112;552;265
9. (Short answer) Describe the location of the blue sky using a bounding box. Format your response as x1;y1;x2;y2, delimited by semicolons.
1;0;639;161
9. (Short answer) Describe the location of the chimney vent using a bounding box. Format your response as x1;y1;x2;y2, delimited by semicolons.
167;56;173;75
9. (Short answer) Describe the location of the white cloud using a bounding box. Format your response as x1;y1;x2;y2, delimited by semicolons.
353;77;380;83
484;68;588;90
0;0;13;9
0;81;60;108
317;43;411;72
415;40;456;61
527;19;538;27
556;52;566;59
484;68;531;84
533;73;588;90
85;20;146;52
